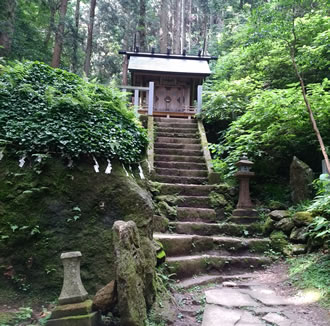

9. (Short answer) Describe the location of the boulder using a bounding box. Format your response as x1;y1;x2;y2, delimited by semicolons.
290;226;309;243
269;210;290;221
113;220;155;326
292;244;307;255
274;218;295;235
292;211;313;227
93;280;117;313
290;156;314;203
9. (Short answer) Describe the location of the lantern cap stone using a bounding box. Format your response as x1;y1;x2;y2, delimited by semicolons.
61;251;82;259
236;153;254;166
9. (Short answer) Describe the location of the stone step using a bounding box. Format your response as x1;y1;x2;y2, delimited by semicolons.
155;117;197;124
177;207;216;222
178;197;212;208
157;132;198;138
176;273;254;290
154;143;201;150
158;183;215;196
169;221;262;237
156;122;198;129
154;148;203;157
155;154;205;163
156;137;200;144
154;175;208;185
154;233;270;256
166;254;271;279
156;168;208;178
155;161;207;171
156;127;198;134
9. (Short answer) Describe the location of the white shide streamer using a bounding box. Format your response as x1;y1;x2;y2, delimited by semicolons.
92;156;99;173
19;156;26;168
105;159;112;174
138;164;145;179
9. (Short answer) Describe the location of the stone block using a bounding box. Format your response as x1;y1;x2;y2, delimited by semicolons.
269;210;290;221
50;300;93;319
46;311;100;326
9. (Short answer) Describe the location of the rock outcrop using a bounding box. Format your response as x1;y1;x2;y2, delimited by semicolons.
113;220;155;326
290;156;314;203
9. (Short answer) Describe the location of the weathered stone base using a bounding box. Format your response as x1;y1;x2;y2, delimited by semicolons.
46;312;100;326
46;300;100;326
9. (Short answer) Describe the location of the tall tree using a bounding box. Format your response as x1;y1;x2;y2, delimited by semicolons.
84;0;97;76
137;0;146;50
43;0;59;50
159;0;169;53
72;0;81;73
173;0;182;54
51;0;68;68
0;0;17;57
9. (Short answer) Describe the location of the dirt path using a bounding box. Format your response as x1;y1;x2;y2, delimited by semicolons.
168;261;330;326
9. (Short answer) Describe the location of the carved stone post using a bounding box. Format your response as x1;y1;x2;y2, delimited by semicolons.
46;251;100;326
59;251;88;304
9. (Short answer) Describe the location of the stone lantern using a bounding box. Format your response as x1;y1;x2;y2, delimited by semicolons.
232;154;257;221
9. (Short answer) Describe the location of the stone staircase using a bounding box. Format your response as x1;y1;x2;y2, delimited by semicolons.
152;117;271;287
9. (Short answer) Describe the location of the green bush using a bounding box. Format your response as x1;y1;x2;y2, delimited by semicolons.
0;61;148;163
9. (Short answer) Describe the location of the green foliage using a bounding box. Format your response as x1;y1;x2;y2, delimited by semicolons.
203;1;329;182
288;253;330;306
0;61;148;163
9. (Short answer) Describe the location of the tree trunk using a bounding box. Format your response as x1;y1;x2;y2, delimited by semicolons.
187;0;192;52
173;0;182;54
72;0;81;73
51;0;68;68
159;0;169;53
181;0;185;51
43;1;57;50
137;0;146;51
0;0;17;57
83;0;97;76
290;50;330;173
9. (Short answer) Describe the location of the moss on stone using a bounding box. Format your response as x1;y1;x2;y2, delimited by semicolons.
157;201;177;219
262;217;275;235
292;211;314;226
270;231;290;254
0;155;154;304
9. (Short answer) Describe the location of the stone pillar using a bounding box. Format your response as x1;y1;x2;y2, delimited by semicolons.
46;251;100;326
232;155;257;222
59;251;88;304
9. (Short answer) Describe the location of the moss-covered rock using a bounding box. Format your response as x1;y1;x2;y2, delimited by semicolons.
292;211;314;227
275;218;295;235
156;201;177;219
290;226;309;243
270;231;290;254
0;156;154;304
262;217;275;235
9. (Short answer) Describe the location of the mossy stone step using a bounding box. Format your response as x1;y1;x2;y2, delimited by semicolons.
155;154;205;163
154;233;270;256
177;196;212;208
169;221;263;237
166;254;271;279
177;207;216;221
155;117;197;124
156;127;198;134
158;183;215;196
157;132;198;138
156;122;198;129
156;168;208;178
156;137;200;144
154;148;203;157
155;175;208;185
154;143;202;150
155;161;207;170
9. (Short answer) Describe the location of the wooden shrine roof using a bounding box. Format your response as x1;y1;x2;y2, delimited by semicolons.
126;53;212;76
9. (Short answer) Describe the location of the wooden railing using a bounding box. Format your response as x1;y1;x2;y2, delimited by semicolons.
119;82;203;117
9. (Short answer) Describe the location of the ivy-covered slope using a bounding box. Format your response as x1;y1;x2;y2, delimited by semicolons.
0;61;148;163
